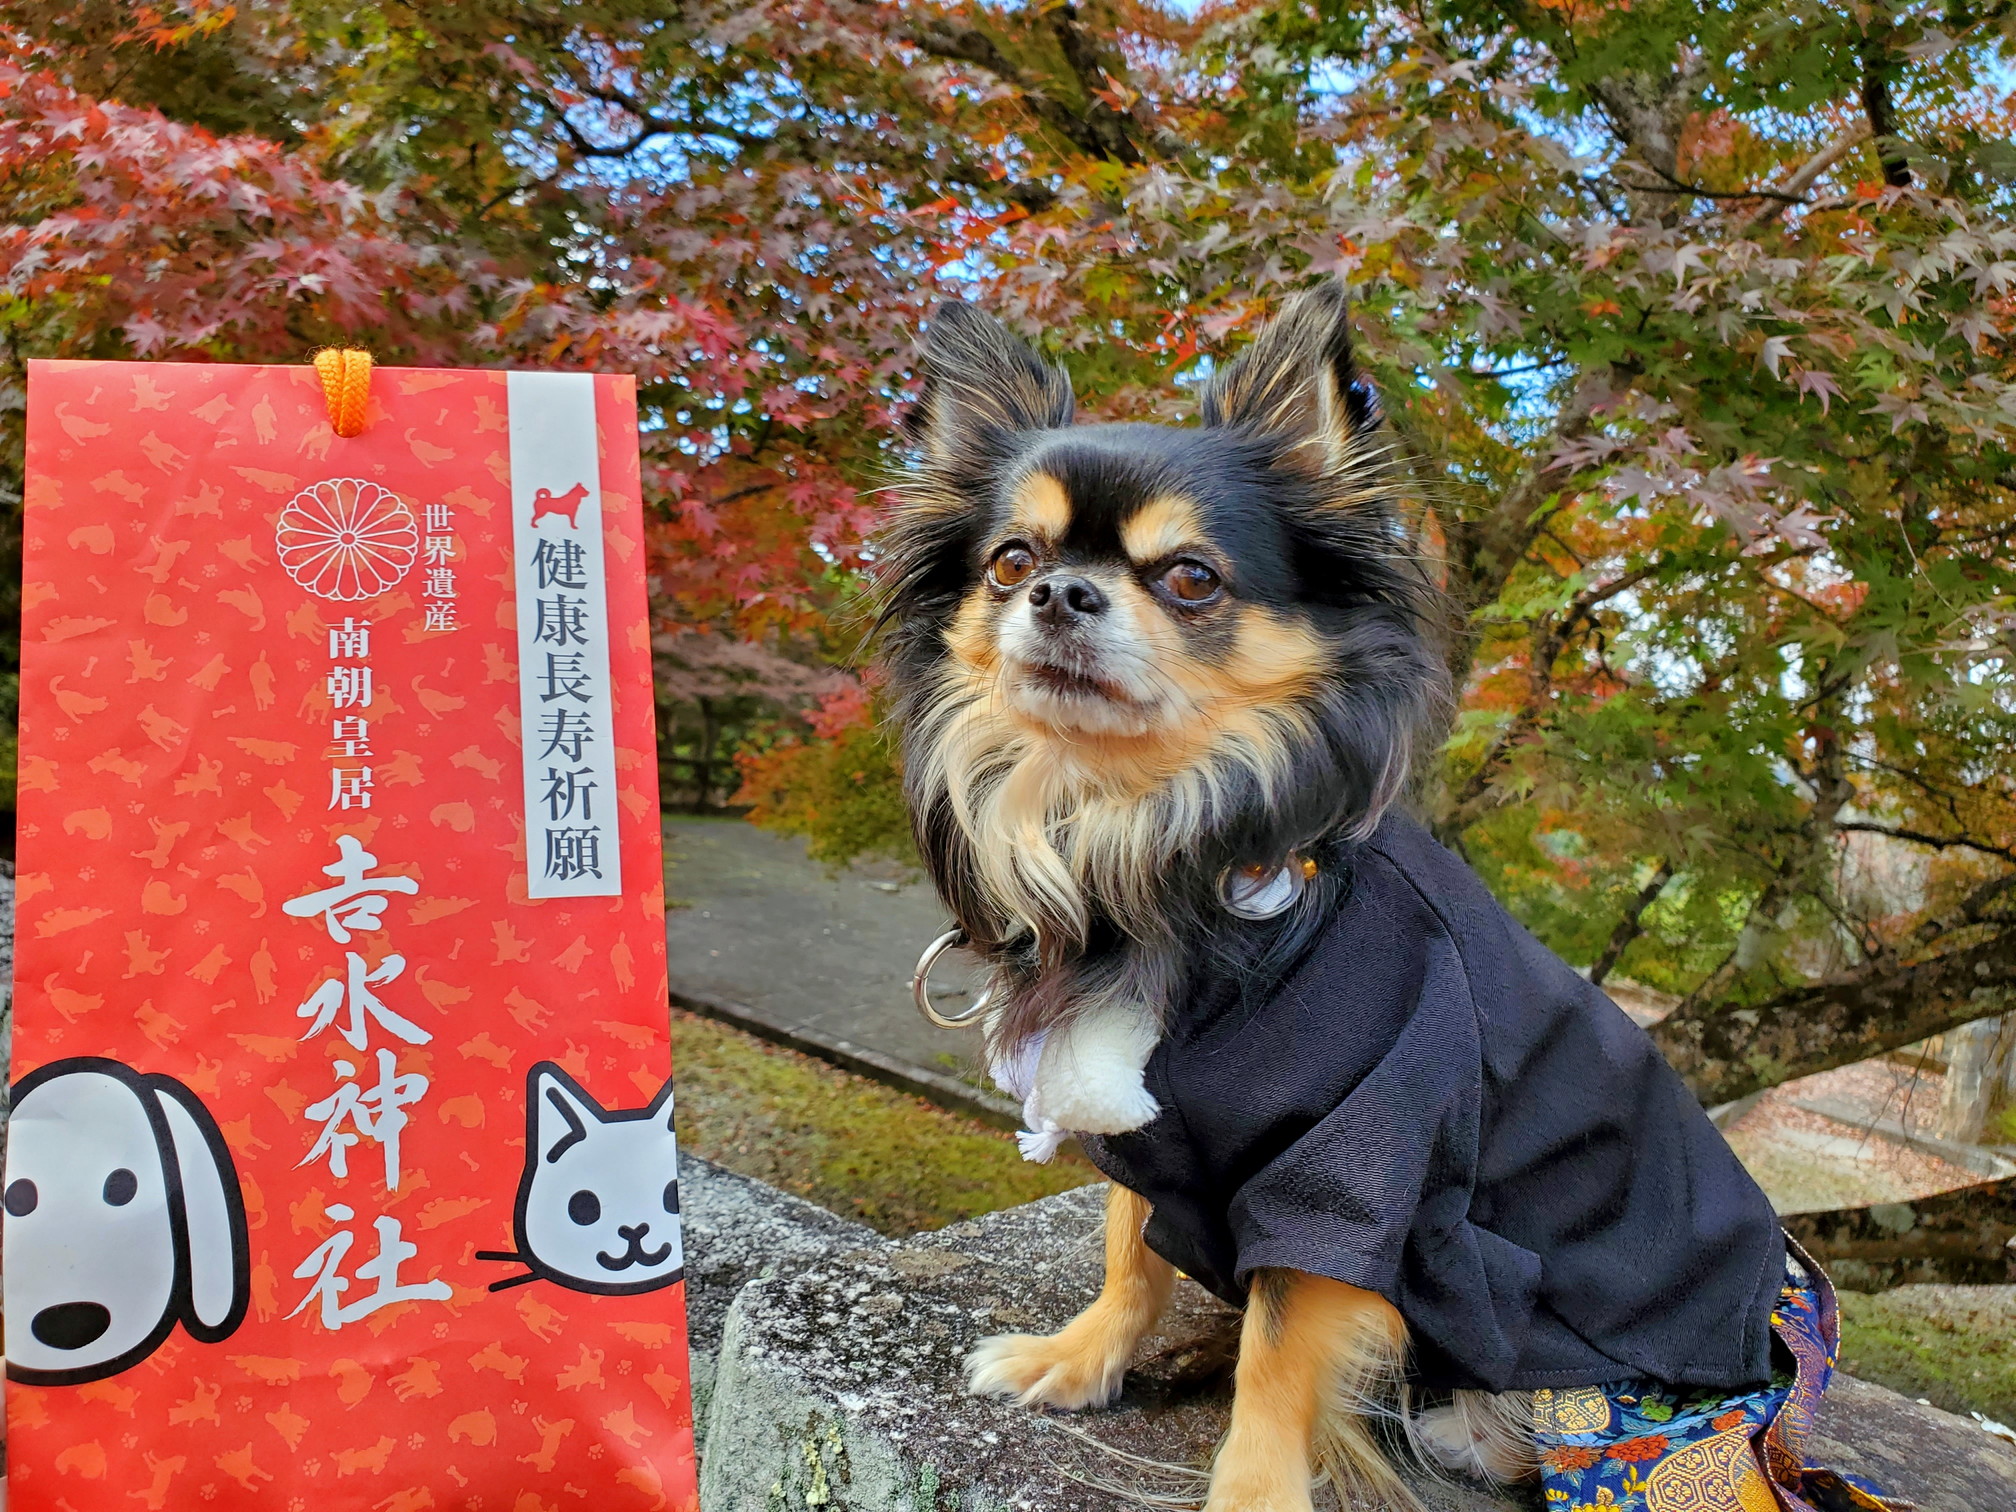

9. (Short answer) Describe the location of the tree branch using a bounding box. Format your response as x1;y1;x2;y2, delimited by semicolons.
1913;868;2016;950
1783;1175;2016;1289
1602;169;1809;204
1652;926;2016;1106
579;83;774;152
1449;364;1617;612
1483;0;1707;192
542;74;1059;212
1674;678;1858;1017
1835;821;2016;867
942;169;1059;214
1042;4;1146;164
1585;58;1703;187
903;15;1146;164
540;88;770;161
1442;556;1658;829
1590;859;1673;985
1741;121;1874;232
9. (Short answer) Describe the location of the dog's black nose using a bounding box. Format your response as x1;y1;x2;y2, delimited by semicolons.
1028;575;1106;624
33;1301;111;1351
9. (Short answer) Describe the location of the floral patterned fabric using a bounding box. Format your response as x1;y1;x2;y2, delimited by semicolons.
1533;1251;1900;1512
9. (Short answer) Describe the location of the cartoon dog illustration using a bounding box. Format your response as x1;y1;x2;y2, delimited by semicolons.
4;1057;249;1385
478;1062;682;1296
529;483;590;529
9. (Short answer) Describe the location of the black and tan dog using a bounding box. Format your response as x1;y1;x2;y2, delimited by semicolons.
877;284;1788;1509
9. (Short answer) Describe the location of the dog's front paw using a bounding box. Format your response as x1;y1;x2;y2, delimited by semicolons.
964;1329;1129;1410
1203;1429;1317;1512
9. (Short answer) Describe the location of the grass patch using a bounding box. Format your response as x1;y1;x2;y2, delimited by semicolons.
669;1008;1096;1236
1837;1286;2016;1427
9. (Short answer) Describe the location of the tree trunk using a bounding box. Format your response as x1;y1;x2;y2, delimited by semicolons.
661;703;681;800
1860;39;1914;188
1589;859;1672;986
695;696;720;809
1936;1014;2016;1145
1783;1174;2016;1290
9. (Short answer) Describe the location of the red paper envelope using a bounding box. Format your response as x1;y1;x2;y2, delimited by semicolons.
9;359;697;1512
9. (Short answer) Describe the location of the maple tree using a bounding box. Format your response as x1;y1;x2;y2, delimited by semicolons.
0;0;919;687
5;1;2016;1116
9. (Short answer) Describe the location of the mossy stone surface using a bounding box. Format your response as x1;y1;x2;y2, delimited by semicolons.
1837;1284;2016;1427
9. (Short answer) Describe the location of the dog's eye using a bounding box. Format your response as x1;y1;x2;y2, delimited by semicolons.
103;1169;138;1207
5;1178;37;1217
1160;561;1222;604
568;1189;601;1226
989;543;1037;589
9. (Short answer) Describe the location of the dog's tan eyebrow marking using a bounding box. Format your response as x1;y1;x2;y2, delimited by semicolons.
1007;472;1071;539
1121;494;1205;562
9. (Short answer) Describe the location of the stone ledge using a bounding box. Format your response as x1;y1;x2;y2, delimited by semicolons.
680;1154;884;1446
683;1155;884;1358
688;1180;2016;1512
1802;1373;2016;1512
697;1184;1496;1510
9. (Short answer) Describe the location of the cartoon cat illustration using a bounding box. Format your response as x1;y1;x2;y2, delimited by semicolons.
4;1057;250;1385
478;1062;683;1295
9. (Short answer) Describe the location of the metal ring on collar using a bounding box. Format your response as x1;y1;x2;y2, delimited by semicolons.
912;928;993;1030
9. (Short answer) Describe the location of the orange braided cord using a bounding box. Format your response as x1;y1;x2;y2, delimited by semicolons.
313;348;373;438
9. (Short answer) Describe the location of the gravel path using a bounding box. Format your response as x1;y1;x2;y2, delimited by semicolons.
662;815;993;1085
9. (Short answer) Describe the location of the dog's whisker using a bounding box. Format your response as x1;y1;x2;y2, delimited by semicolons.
1034;1415;1211;1474
1051;1466;1206;1511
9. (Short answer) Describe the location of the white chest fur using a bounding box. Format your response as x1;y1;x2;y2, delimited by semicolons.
989;1003;1162;1162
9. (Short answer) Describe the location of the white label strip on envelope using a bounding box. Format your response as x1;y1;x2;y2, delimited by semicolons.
507;371;622;898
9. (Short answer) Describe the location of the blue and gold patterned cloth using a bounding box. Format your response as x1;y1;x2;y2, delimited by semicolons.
1532;1253;1900;1512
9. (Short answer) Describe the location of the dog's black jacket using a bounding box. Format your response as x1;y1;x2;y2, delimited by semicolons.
1082;812;1785;1396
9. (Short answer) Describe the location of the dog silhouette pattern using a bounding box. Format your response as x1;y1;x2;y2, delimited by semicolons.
4;1057;250;1385
530;482;590;528
478;1062;683;1296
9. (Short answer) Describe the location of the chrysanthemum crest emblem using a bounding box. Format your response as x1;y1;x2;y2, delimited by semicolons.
276;478;420;601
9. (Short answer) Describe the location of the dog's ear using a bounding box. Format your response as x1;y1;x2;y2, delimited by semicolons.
150;1076;249;1342
1199;281;1378;471
904;301;1074;462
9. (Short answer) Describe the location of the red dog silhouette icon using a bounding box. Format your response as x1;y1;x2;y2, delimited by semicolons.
530;483;590;528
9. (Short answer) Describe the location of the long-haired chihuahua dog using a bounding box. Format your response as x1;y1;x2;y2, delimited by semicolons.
877;283;1788;1510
